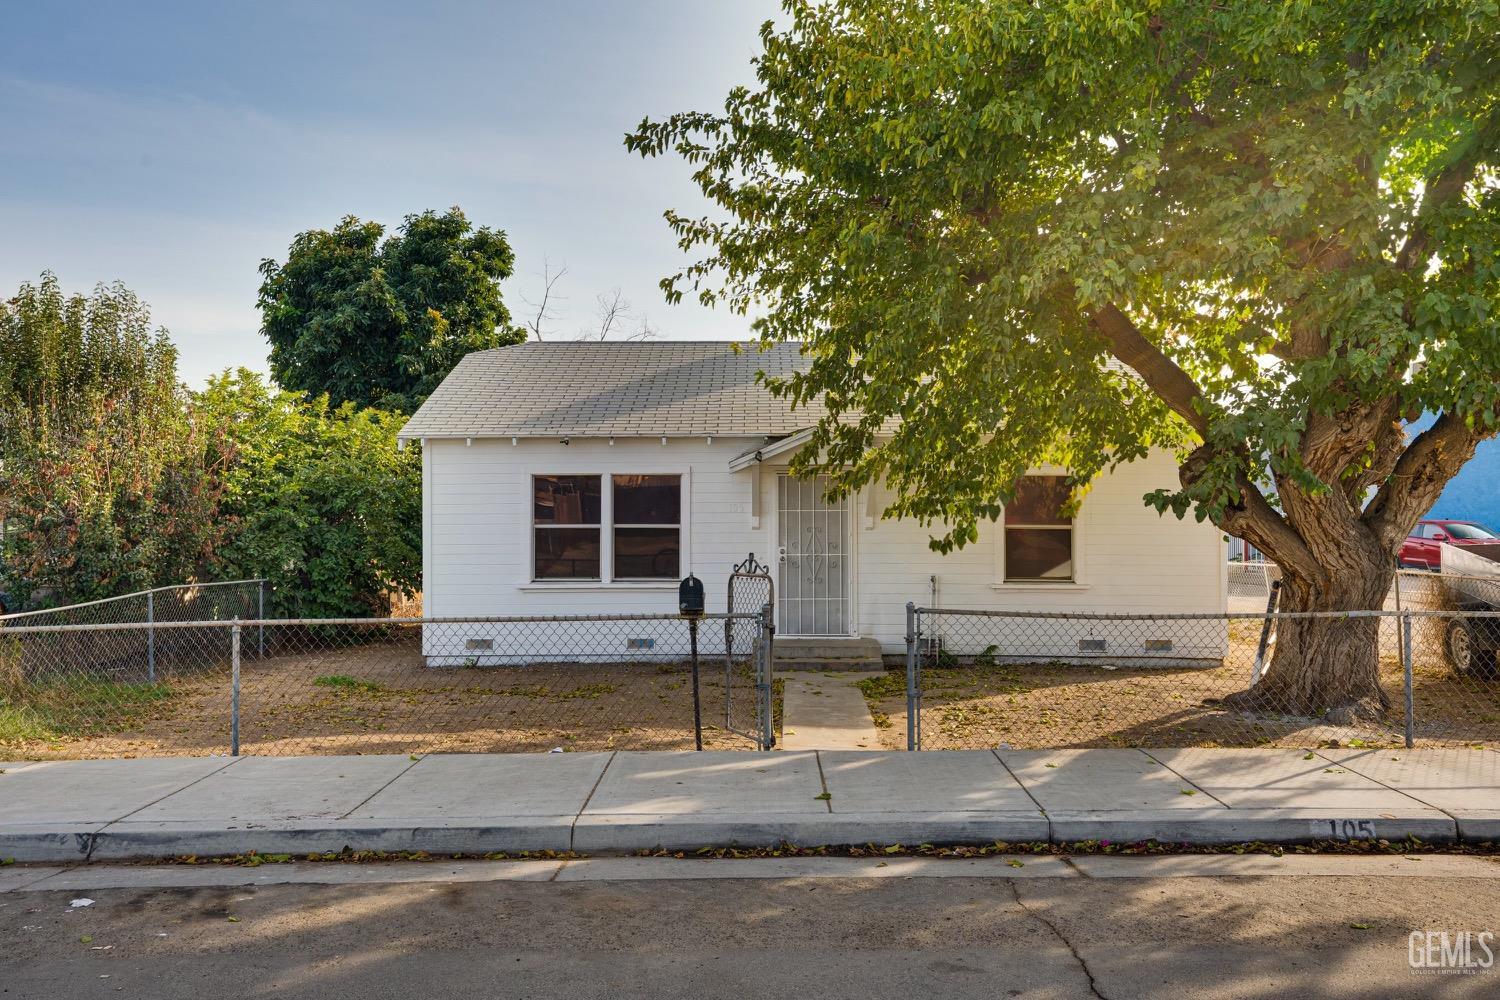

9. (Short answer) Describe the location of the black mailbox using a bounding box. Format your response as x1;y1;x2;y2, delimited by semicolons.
678;574;705;618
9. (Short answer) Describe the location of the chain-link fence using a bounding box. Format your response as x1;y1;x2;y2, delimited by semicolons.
1226;562;1500;613
1227;560;1280;604
8;588;1496;758
883;606;1500;750
0;580;266;686
0;611;774;759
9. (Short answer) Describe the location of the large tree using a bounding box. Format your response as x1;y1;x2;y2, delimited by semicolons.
629;1;1500;722
0;274;229;607
258;207;523;413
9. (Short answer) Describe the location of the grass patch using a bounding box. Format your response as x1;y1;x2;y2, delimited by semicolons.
0;678;176;744
0;702;58;743
312;675;386;694
856;672;906;701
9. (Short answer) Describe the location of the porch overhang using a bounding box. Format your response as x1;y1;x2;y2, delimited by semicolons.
727;428;815;473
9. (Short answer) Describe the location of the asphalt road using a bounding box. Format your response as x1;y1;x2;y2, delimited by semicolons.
3;864;1498;999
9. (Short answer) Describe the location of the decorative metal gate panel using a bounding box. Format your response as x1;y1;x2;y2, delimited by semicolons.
726;554;775;750
777;474;850;635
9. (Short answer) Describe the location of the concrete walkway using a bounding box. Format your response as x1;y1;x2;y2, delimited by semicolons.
779;672;884;750
1;748;1496;863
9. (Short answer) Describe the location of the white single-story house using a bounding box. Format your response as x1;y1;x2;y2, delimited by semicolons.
397;342;1227;664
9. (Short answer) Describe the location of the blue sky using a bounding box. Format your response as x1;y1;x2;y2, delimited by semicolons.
0;1;780;385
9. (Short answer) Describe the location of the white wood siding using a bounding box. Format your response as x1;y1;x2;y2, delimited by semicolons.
422;438;1225;658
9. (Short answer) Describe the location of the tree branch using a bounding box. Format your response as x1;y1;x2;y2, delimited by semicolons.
1363;412;1486;549
1178;444;1320;570
1394;113;1498;272
522;259;567;341
1086;302;1211;437
1082;301;1324;568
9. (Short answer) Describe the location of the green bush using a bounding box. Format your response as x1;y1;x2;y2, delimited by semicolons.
198;371;421;619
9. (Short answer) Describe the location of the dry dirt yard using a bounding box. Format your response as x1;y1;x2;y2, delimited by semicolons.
858;618;1500;750
0;635;774;759
4;617;1495;758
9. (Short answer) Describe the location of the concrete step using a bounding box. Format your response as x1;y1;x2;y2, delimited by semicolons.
776;658;886;672
774;637;884;670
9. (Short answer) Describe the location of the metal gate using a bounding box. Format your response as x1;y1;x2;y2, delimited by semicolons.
726;553;776;749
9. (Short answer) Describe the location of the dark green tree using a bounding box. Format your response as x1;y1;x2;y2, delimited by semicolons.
258;207;523;413
630;1;1500;722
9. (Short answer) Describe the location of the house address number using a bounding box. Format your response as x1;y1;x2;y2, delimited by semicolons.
1327;819;1376;841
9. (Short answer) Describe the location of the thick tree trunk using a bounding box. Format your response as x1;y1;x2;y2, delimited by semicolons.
1086;295;1491;726
1224;549;1395;724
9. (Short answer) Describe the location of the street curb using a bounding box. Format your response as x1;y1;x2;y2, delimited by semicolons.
0;825;103;864
3;811;1475;863
1046;809;1458;846
78;818;575;862
1452;811;1500;843
571;811;1051;853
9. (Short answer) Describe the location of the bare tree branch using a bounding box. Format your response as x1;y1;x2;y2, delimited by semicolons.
586;288;630;341
625;312;659;341
521;259;567;341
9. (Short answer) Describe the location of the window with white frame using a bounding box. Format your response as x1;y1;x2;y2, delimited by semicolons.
532;473;682;581
612;474;681;579
533;475;602;579
1003;475;1074;582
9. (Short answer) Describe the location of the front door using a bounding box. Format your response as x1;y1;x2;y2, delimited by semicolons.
777;473;850;635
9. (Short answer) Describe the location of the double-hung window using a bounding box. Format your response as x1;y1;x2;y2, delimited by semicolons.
532;473;682;582
533;475;602;580
1003;475;1074;582
612;475;681;579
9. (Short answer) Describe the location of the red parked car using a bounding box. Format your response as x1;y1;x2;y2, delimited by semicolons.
1399;519;1500;570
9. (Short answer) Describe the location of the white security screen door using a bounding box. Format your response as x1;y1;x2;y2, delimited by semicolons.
777;474;850;635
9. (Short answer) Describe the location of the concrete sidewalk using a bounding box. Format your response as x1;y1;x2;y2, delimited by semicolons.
1;749;1496;863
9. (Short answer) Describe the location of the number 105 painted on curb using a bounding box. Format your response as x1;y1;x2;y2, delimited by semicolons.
1328;819;1376;841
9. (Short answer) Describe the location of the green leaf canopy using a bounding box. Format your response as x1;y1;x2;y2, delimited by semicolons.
258;207;523;414
629;1;1500;581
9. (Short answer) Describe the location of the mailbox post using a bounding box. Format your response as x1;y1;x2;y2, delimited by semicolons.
679;574;706;750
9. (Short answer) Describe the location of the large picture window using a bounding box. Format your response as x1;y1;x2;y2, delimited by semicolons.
1004;476;1074;582
613;474;680;579
532;473;682;582
534;475;602;579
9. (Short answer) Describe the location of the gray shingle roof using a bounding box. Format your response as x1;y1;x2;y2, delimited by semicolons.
398;341;821;439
